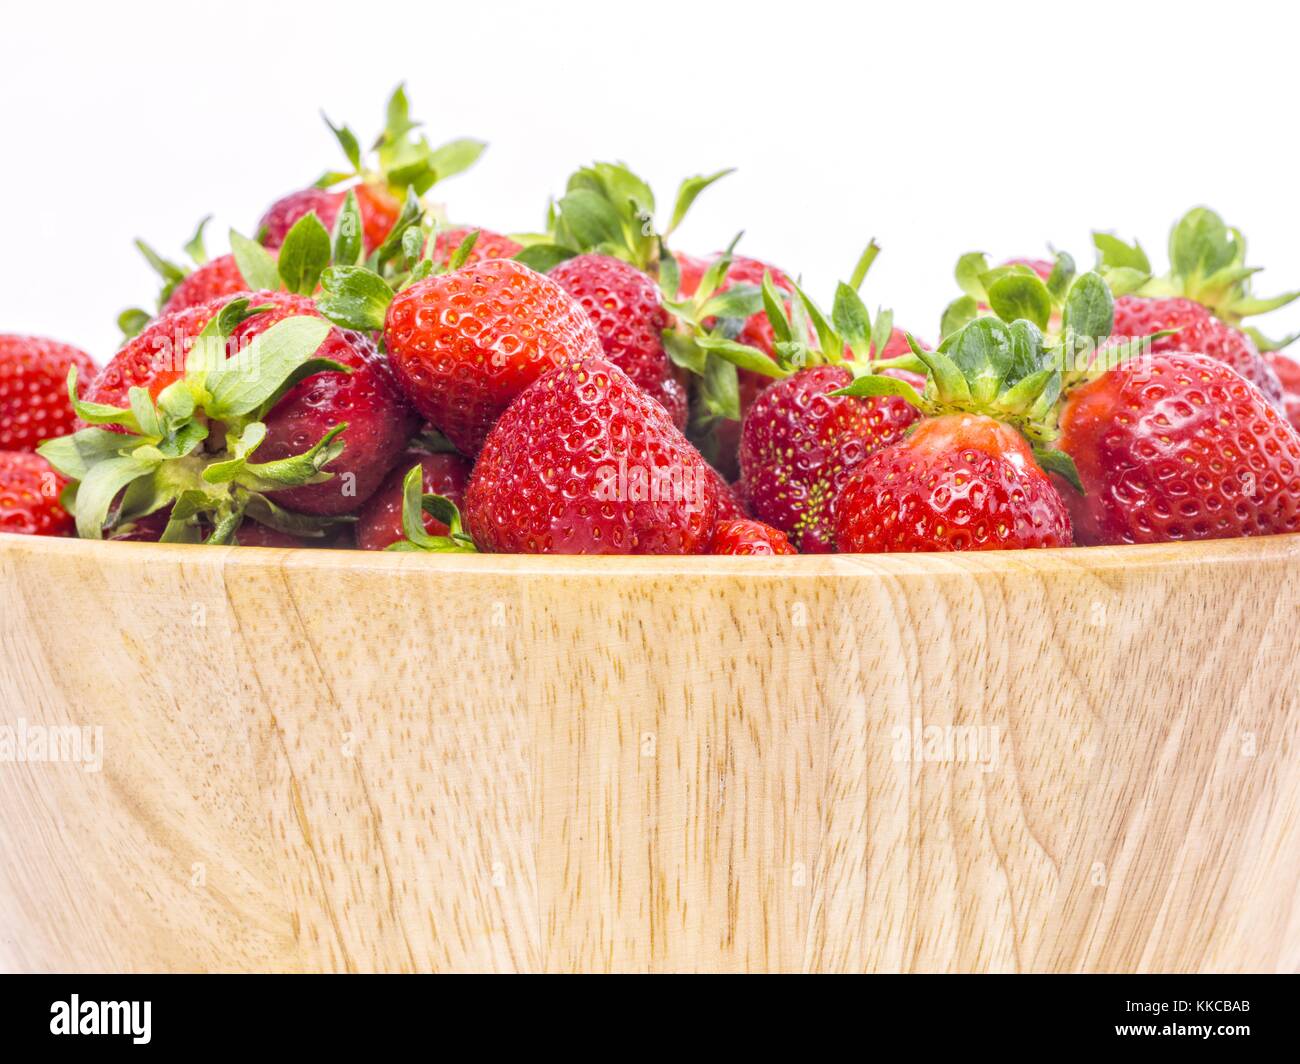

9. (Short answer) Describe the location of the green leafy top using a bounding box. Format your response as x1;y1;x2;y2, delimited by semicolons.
1093;206;1300;349
316;83;486;201
939;249;1077;340
384;464;478;553
514;161;733;274
39;298;353;544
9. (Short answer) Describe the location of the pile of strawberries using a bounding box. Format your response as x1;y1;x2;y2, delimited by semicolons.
4;89;1300;555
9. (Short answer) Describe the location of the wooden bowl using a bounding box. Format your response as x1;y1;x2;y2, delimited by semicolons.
0;530;1296;973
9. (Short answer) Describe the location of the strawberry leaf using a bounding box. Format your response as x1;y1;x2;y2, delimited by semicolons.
317;266;394;331
230;230;283;292
277;212;333;295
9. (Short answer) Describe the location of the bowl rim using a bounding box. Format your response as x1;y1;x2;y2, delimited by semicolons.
3;529;1298;579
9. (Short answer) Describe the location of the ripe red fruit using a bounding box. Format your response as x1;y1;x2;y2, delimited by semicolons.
352;183;401;250
0;335;97;451
1057;351;1300;545
705;464;747;521
431;227;523;267
0;451;73;536
465;357;718;554
87;291;417;515
257;188;345;250
160;254;250;315
355;450;473;551
709;518;796;555
835;414;1074;552
1111;295;1283;407
645;370;688;431
384;258;602;456
740;365;923;552
1264;350;1300;431
549;253;669;391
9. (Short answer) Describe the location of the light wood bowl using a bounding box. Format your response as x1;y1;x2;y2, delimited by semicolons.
0;530;1296;973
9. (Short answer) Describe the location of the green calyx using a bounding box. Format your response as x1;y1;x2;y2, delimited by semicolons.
38;299;352;544
676;242;903;422
120;215;216;337
1093;207;1300;349
940;249;1077;340
315;218;484;333
514;160;733;275
835;271;1120;492
316;83;486;202
384;464;478;553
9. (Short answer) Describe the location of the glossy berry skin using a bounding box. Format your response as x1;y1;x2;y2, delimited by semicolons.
549;253;669;391
161;255;249;315
836;414;1073;553
257;188;344;249
0;451;73;536
739;365;923;553
709;518;796;555
646;370;688;431
355;450;473;551
1111;296;1282;407
705;464;747;521
87;291;417;516
1264;350;1300;432
0;335;97;452
431;227;523;267
465;357;718;554
1057;351;1300;545
352;183;401;250
384;258;602;456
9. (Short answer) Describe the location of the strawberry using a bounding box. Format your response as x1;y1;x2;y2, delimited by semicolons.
161;254;251;315
43;292;414;542
465;357;718;554
256;86;485;255
0;335;97;451
320;256;601;456
835;413;1073;552
646;369;689;431
830;273;1121;553
1264;350;1300;431
709;518;796;555
1110;295;1283;406
709;466;748;521
356;449;472;551
430;227;522;267
0;451;73;536
549;253;670;391
1056;351;1300;545
717;264;925;551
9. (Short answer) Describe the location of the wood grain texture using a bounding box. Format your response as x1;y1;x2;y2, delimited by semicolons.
0;531;1296;973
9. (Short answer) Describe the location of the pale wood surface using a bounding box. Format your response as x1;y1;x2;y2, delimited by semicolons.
0;531;1296;973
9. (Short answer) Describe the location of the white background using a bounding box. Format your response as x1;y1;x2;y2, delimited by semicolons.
4;0;1298;360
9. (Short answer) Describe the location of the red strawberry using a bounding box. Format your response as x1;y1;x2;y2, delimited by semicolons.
1057;351;1300;545
431;227;523;267
465;357;718;554
0;335;97;451
646;370;688;431
709;518;796;555
836;414;1073;552
356;450;472;551
549;253;669;391
1111;295;1283;407
257;188;346;250
380;258;602;455
1264;350;1300;432
740;365;923;552
85;291;417;516
0;451;73;536
161;254;250;315
353;183;402;250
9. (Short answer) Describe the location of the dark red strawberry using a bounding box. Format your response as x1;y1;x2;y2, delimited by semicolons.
431;227;523;267
741;366;922;552
257;188;346;250
356;450;473;551
709;518;796;555
1056;351;1300;545
646;369;689;431
549;253;669;391
0;335;97;451
1111;295;1283;407
836;413;1073;552
1264;350;1300;431
161;254;251;314
0;451;73;536
465;357;718;554
705;464;747;521
377;258;602;455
